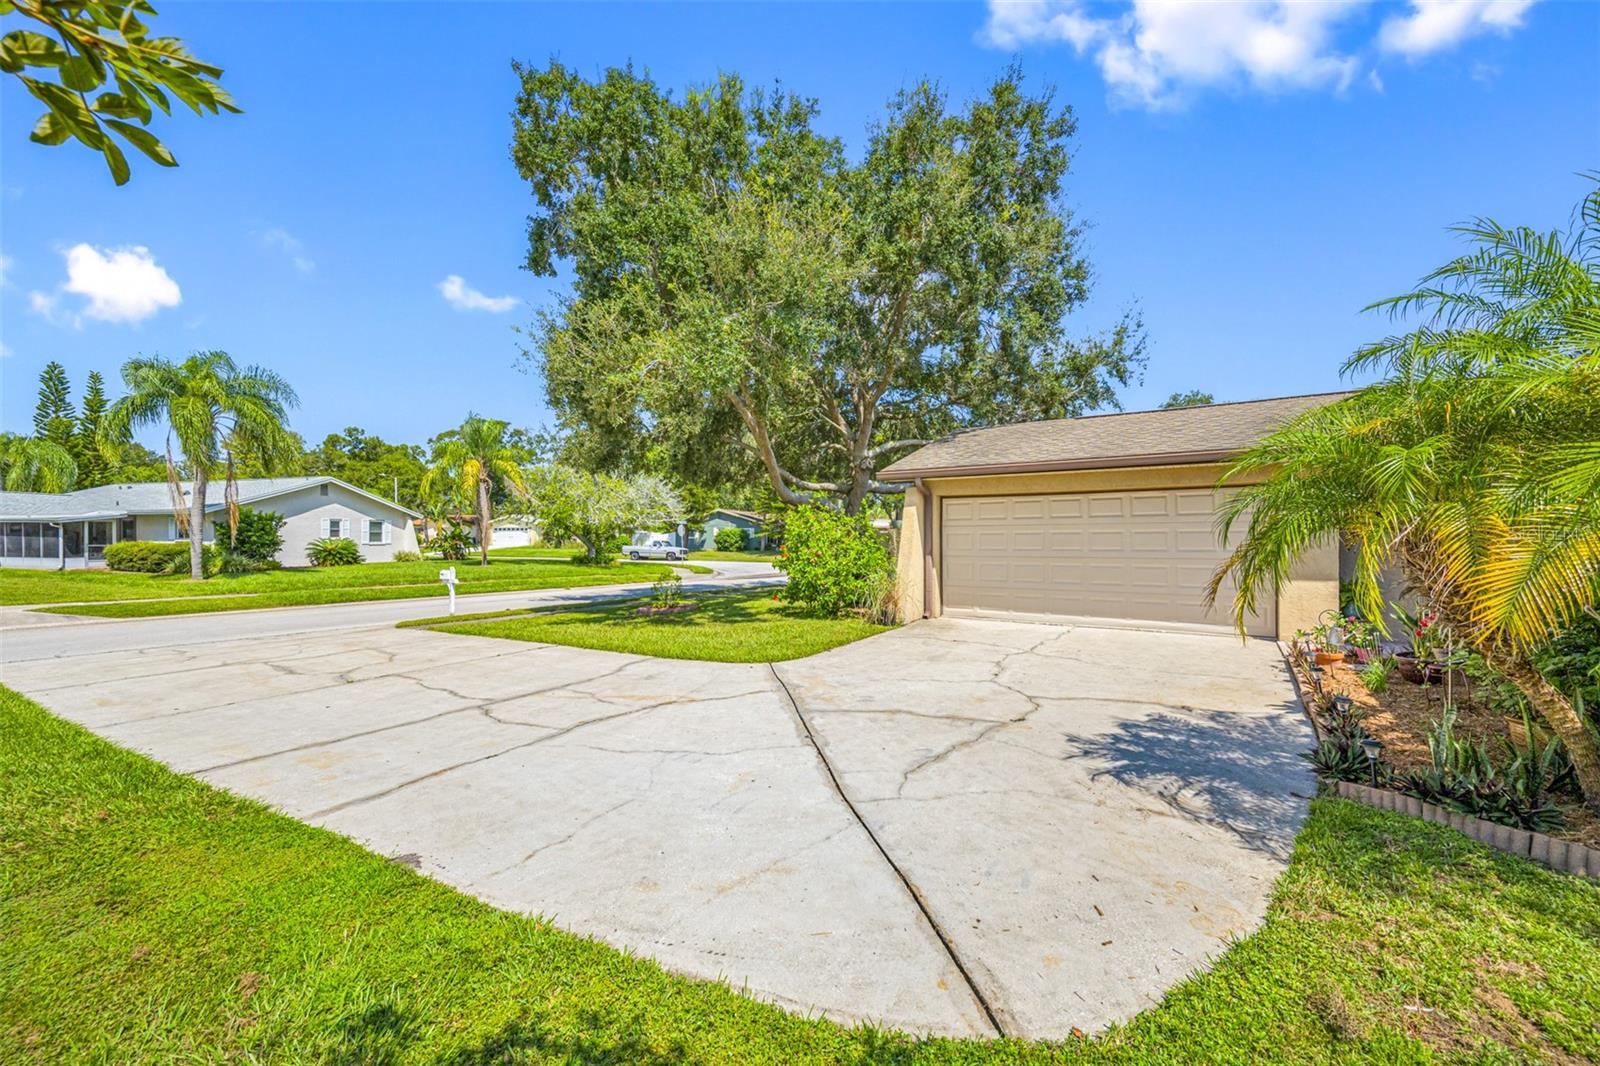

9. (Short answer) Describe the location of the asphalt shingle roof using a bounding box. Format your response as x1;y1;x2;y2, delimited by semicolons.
0;477;418;521
878;391;1356;479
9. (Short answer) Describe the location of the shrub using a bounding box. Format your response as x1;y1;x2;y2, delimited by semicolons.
713;526;747;552
104;540;188;573
774;506;892;618
391;550;422;563
425;521;472;561
219;552;280;575
222;507;285;562
159;544;222;577
307;537;363;567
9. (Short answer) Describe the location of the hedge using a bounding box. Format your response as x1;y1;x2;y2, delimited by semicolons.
103;541;192;573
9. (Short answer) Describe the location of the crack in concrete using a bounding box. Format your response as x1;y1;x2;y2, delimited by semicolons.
302;701;659;821
478;797;639;881
767;662;1007;1039
187;704;490;774
888;636;1058;798
300;682;765;821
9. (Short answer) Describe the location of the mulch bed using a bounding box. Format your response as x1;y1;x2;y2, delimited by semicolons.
1297;654;1600;848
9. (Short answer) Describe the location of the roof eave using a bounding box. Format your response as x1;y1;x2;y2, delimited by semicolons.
880;448;1241;481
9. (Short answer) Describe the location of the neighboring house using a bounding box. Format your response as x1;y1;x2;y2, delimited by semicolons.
0;477;421;570
688;508;769;550
880;392;1355;637
488;522;537;550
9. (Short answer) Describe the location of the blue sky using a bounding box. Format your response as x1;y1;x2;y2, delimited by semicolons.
2;1;1595;450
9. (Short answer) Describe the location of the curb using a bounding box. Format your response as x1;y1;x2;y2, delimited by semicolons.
1334;780;1599;879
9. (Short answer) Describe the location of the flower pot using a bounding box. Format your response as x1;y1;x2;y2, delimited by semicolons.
1313;650;1343;667
1394;652;1426;685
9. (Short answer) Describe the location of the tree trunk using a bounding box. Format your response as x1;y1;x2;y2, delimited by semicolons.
189;467;207;581
1493;650;1600;808
477;478;491;566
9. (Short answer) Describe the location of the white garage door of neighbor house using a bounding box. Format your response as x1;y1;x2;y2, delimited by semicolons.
940;489;1274;637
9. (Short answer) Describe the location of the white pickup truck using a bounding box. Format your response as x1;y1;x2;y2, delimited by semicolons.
625;538;687;562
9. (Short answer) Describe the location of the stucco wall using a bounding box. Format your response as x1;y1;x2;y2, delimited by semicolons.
127;484;419;565
894;462;1336;640
267;483;420;564
896;488;929;620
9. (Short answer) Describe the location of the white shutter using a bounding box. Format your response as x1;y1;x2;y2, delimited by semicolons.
382;521;392;545
321;518;332;538
167;518;177;540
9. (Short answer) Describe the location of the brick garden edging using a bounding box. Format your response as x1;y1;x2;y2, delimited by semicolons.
1334;780;1600;879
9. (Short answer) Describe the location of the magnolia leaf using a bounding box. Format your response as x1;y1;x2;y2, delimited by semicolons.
101;137;131;186
29;111;71;145
20;77;106;148
60;54;104;91
104;117;177;166
113;74;153;120
2;30;69;68
92;91;145;119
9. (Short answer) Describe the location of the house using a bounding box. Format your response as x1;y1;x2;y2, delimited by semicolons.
879;392;1354;637
689;508;769;551
0;476;421;569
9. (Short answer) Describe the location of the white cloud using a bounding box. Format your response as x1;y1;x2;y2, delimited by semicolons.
259;227;315;274
0;340;12;358
30;243;181;326
1379;0;1536;59
982;1;1364;110
982;0;1537;109
438;274;518;313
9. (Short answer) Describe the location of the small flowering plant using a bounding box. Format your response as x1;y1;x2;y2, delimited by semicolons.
1341;614;1383;655
1390;601;1441;660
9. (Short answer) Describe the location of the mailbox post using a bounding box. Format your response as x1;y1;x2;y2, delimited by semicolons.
440;566;458;614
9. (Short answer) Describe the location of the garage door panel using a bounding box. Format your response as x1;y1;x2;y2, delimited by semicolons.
941;488;1273;637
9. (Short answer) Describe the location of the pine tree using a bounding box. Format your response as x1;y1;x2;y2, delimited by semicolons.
33;362;76;449
75;370;111;486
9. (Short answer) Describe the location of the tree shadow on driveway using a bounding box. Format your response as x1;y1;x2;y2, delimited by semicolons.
1064;701;1315;861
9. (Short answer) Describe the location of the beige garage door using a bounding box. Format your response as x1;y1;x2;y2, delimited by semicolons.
940;489;1273;637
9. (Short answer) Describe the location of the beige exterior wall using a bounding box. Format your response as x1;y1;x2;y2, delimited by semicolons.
896;488;929;620
894;462;1337;640
1279;535;1340;638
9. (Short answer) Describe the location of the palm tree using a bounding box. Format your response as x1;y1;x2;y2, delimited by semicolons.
1;434;78;492
1209;184;1600;805
422;415;529;566
99;351;299;580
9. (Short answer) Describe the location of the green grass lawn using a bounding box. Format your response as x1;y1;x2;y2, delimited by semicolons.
422;589;886;662
6;558;690;618
688;549;782;563
486;545;586;560
3;686;1595;1063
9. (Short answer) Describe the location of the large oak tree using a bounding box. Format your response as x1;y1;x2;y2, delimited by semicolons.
513;64;1143;513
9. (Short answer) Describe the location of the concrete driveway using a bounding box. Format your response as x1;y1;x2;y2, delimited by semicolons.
1;613;1312;1040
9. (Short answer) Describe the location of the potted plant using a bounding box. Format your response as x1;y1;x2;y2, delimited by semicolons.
1310;614;1346;666
1340;614;1382;664
1390;602;1439;684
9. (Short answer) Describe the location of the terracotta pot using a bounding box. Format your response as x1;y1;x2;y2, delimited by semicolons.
1313;650;1343;666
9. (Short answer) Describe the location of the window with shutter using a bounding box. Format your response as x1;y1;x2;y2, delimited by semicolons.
367;519;384;544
